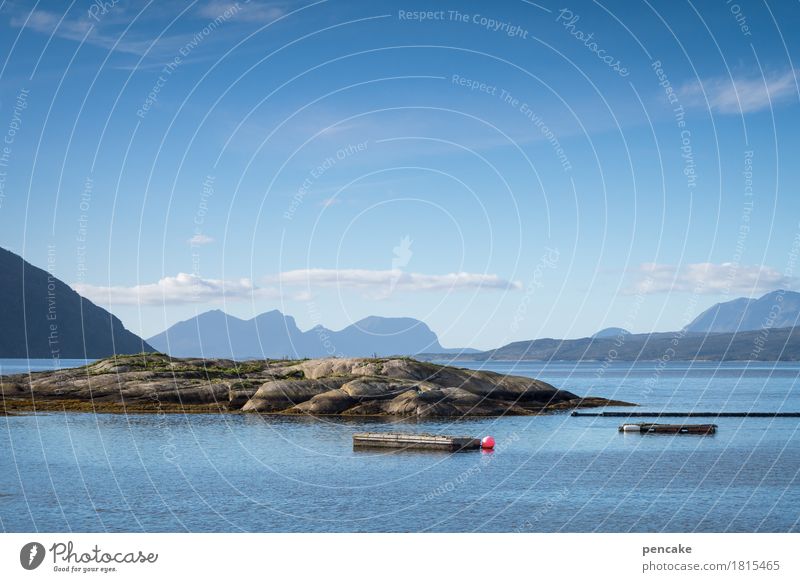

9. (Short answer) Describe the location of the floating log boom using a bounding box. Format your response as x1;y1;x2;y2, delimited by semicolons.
619;423;717;435
572;411;800;418
352;432;481;451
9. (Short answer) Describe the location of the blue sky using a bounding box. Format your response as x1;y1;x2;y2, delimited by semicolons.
0;0;799;349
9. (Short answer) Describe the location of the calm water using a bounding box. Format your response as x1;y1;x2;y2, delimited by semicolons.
0;358;93;376
1;360;798;532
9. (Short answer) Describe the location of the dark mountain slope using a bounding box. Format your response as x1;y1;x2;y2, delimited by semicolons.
0;247;152;358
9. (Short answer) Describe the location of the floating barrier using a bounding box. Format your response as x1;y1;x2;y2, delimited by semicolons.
572;411;800;418
619;423;717;435
352;432;481;451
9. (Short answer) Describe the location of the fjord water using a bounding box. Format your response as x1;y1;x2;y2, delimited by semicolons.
0;359;92;376
1;360;798;532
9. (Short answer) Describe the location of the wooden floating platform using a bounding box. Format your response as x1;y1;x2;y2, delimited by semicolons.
352;432;481;451
572;411;800;418
619;422;717;435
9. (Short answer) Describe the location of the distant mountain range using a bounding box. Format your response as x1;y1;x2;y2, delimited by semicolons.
444;326;800;362
2;245;799;362
0;247;152;358
432;290;800;362
683;290;800;333
147;309;475;359
139;288;800;361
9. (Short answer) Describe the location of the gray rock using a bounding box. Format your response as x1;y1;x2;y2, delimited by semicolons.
241;378;348;412
0;353;635;417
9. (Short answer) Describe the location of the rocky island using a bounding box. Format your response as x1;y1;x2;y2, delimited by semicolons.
0;353;633;417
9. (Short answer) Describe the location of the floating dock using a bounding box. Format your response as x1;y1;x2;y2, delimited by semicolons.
619;423;717;435
352;432;481;451
572;411;800;418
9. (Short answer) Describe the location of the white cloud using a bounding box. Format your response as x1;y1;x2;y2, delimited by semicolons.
627;262;793;295
272;268;522;298
74;273;309;306
73;268;520;306
188;233;215;246
195;1;285;22
9;8;174;57
10;10;91;39
8;4;261;59
680;70;798;114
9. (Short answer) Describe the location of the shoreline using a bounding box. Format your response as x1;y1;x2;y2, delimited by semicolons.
1;396;631;416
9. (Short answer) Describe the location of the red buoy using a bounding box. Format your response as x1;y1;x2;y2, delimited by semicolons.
481;436;495;449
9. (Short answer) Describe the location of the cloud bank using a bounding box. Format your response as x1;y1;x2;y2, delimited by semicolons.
74;273;280;306
627;262;793;295
680;70;798;114
273;268;522;295
74;268;520;306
